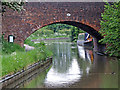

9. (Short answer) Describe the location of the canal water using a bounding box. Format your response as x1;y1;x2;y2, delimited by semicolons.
20;39;118;88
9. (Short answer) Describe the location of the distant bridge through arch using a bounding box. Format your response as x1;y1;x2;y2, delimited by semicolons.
2;2;106;53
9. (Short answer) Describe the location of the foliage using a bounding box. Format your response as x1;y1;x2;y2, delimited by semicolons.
1;1;24;15
24;27;70;43
71;26;85;42
1;35;53;76
39;29;54;37
25;24;85;43
99;2;120;56
2;35;53;76
24;38;35;47
45;24;72;33
2;48;53;76
2;36;24;54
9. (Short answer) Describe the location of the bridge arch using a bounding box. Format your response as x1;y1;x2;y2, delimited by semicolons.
27;21;103;40
2;2;105;53
25;21;105;53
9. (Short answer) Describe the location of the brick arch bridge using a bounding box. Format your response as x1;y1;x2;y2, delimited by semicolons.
2;2;106;53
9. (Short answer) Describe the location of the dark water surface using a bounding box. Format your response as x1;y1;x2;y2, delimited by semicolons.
21;40;118;88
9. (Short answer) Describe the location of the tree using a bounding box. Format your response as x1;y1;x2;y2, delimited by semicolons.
45;24;72;33
1;1;24;15
71;26;84;42
99;1;120;56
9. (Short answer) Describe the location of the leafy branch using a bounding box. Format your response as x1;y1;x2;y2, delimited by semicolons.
99;1;120;56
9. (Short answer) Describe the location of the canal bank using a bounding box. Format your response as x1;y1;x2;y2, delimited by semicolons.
0;57;52;88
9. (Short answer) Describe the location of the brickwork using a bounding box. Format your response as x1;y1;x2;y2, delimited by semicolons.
2;2;105;46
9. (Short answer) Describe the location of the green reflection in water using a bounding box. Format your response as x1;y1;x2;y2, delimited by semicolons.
22;65;52;88
100;74;118;88
100;58;118;88
21;39;119;88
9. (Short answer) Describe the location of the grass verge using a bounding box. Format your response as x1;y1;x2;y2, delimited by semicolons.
1;37;53;77
2;48;53;77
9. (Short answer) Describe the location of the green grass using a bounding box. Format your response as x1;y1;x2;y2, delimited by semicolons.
1;34;54;77
2;38;24;54
2;48;53;76
1;37;53;76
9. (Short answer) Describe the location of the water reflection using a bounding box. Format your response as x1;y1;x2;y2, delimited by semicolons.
44;42;93;87
44;58;81;87
44;41;118;88
77;45;93;63
20;40;118;88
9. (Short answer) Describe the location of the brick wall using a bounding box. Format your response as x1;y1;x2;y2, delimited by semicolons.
2;2;105;46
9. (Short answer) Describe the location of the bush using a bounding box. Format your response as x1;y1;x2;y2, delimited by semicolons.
99;2;120;56
2;36;24;54
24;37;35;46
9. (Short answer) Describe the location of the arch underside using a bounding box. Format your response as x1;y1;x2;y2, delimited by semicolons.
34;21;103;41
36;21;105;53
61;21;103;40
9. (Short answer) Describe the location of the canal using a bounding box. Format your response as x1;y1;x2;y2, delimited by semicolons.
20;39;118;88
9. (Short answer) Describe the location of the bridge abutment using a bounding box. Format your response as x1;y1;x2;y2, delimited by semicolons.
93;38;106;54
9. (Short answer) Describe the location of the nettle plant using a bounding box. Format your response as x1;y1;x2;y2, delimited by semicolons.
99;1;120;56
